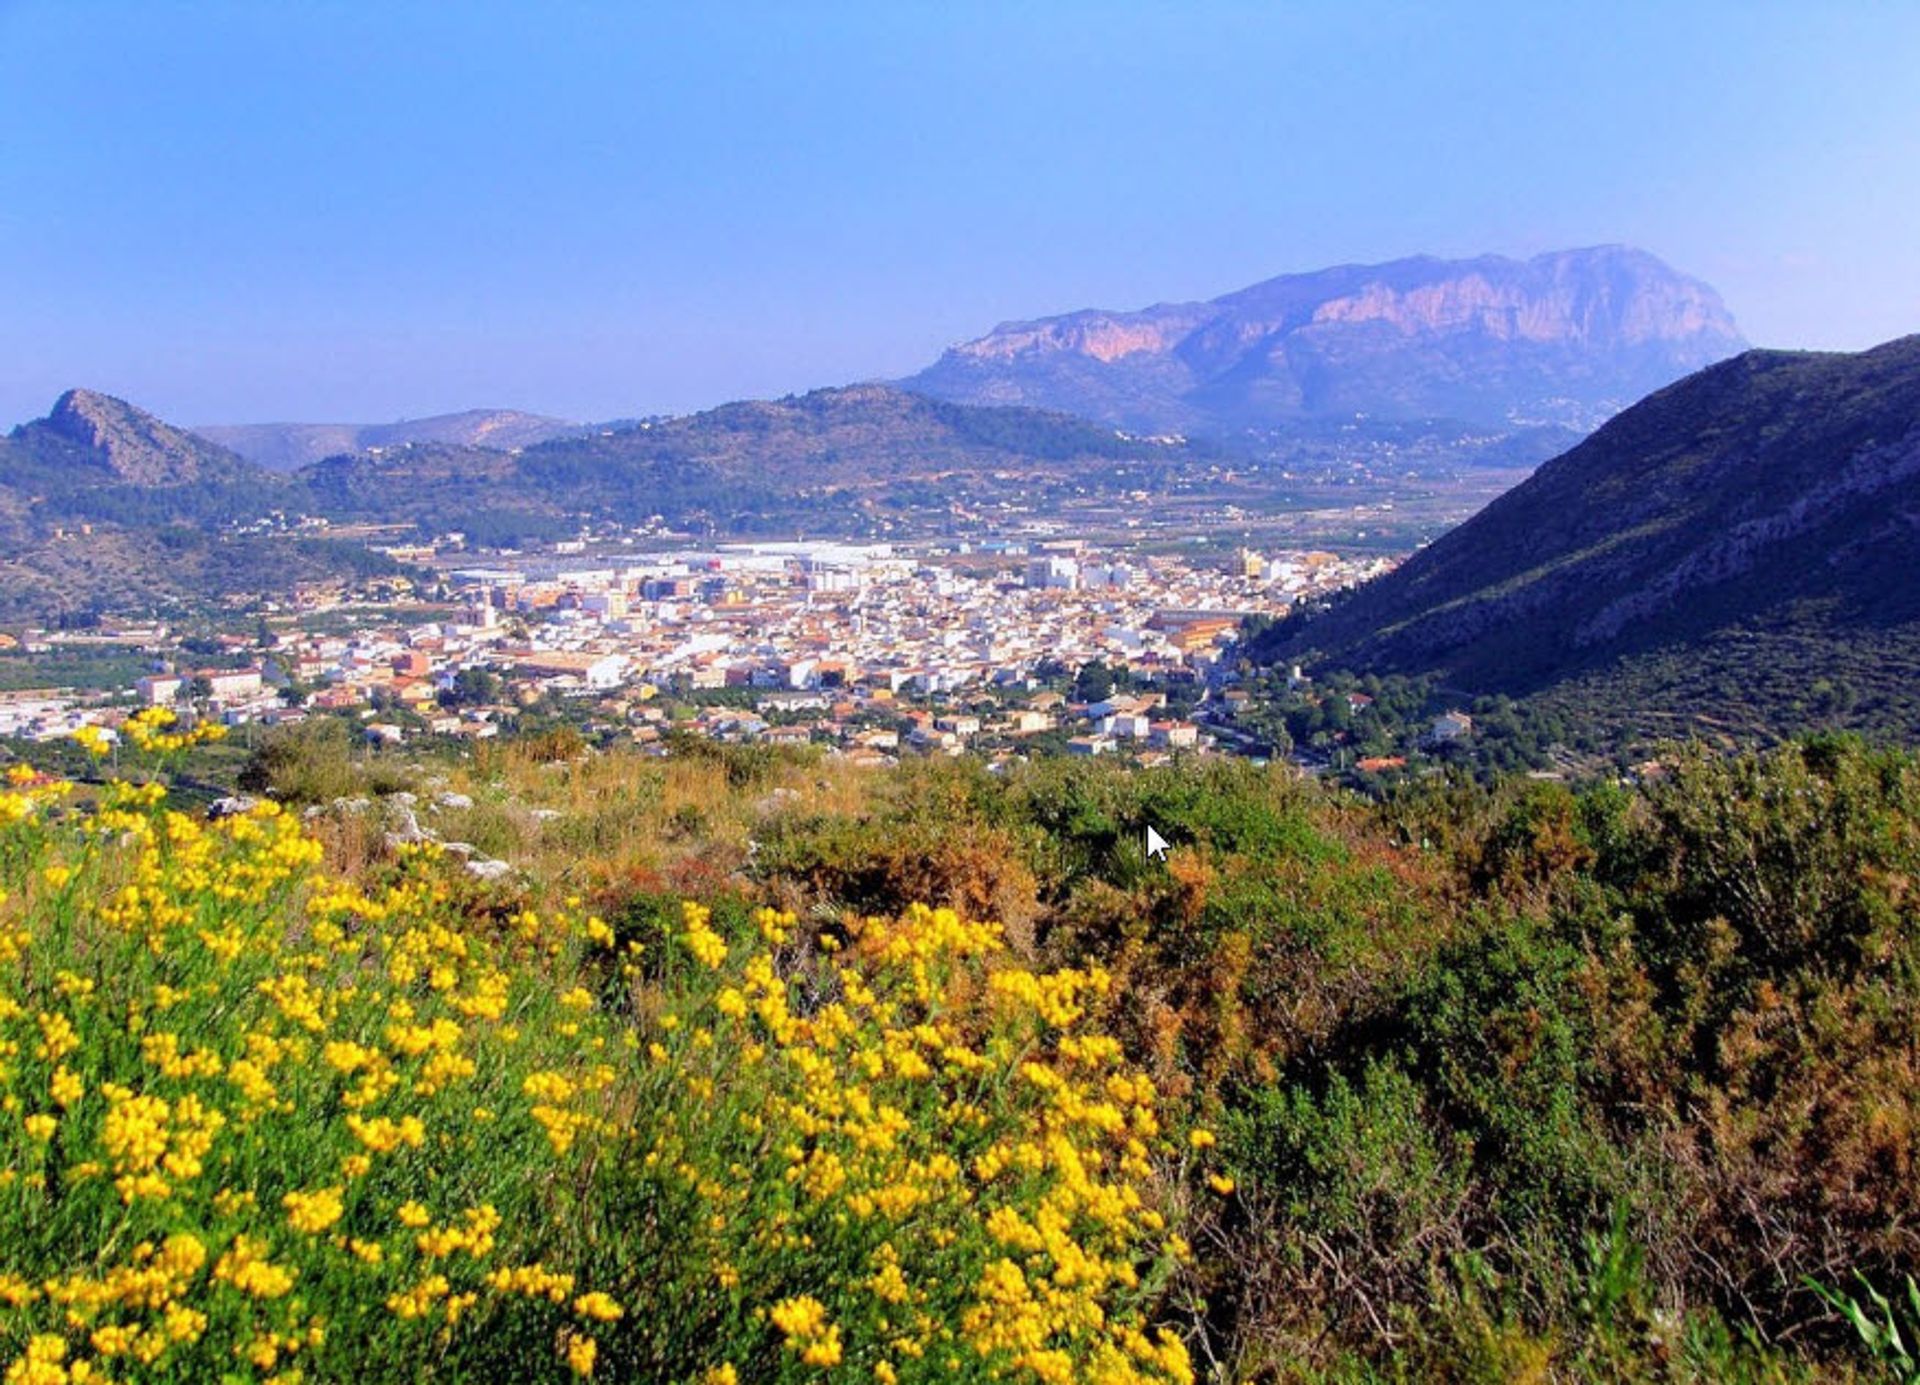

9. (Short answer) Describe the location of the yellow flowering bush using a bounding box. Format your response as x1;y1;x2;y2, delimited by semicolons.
117;707;229;757
0;776;632;1381
0;774;1199;1382
597;901;1197;1383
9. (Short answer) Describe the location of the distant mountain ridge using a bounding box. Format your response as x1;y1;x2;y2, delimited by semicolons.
300;382;1232;540
1258;335;1920;742
906;246;1745;435
195;409;584;471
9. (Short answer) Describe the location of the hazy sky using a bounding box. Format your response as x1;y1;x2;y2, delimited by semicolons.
2;1;1915;427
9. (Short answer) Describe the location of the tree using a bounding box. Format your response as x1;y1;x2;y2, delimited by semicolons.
1073;660;1116;704
439;667;502;709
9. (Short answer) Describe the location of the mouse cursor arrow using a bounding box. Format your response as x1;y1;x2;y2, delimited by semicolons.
1144;826;1169;860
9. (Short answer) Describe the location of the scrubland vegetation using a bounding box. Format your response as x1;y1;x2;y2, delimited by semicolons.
3;720;1917;1381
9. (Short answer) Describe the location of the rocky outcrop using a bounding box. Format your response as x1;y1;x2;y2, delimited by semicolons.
36;388;251;485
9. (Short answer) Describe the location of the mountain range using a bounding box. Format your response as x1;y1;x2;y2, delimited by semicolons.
0;382;1237;614
166;246;1741;476
19;240;1878;736
1258;335;1920;743
905;246;1745;436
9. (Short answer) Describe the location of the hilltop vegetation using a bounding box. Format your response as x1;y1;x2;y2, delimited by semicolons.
3;724;1915;1380
0;390;287;542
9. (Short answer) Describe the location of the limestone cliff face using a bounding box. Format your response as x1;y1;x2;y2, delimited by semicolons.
947;305;1215;365
907;247;1745;434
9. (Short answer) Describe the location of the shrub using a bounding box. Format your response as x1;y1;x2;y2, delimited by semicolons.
0;764;1198;1382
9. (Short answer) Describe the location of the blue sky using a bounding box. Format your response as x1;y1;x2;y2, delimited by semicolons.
1;1;1915;426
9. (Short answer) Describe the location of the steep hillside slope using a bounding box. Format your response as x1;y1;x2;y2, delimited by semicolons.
0;389;283;536
0;390;406;618
1260;336;1920;738
7;388;264;488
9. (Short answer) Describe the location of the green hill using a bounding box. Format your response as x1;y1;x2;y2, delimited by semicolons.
0;390;408;618
296;383;1229;536
1259;335;1920;745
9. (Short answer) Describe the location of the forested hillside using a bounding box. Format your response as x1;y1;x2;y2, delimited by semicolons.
303;384;1230;537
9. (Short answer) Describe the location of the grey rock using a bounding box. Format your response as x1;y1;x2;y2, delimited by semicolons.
387;804;426;843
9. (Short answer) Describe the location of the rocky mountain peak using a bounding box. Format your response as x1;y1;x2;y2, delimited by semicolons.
906;246;1746;435
37;387;241;485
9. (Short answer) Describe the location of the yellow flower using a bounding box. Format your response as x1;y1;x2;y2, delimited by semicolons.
70;724;112;757
323;1040;376;1073
214;1236;298;1299
771;1295;828;1339
566;1334;597;1377
771;1295;843;1365
283;1185;346;1234
573;1291;623;1322
680;901;728;969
